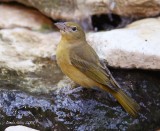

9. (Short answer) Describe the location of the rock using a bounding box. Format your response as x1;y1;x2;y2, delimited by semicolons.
5;125;39;131
1;0;160;20
0;2;159;72
0;28;64;93
0;28;60;71
1;17;160;93
1;69;160;130
0;15;160;95
87;17;160;69
0;4;53;30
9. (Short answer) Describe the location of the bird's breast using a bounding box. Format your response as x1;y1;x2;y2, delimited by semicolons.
56;44;97;87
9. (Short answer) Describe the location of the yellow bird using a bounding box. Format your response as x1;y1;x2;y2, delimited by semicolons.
55;22;140;117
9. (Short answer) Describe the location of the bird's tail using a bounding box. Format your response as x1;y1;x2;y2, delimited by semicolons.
112;89;140;117
100;84;140;117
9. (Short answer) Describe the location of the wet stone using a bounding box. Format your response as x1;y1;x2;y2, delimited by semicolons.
0;69;160;130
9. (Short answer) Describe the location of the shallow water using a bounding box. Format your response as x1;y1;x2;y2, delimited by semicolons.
0;69;160;131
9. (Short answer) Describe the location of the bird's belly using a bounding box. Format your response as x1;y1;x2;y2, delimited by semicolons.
59;62;97;87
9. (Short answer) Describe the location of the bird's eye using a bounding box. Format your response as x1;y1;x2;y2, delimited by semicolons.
71;26;77;31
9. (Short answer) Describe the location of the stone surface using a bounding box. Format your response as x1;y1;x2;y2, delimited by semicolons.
0;28;59;71
1;17;160;72
0;4;53;30
1;0;160;20
1;69;160;130
5;125;39;131
87;17;160;69
0;16;160;95
0;28;64;93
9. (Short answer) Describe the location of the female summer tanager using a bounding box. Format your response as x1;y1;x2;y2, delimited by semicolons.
55;22;140;117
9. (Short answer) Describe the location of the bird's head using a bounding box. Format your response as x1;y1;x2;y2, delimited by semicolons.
55;22;86;41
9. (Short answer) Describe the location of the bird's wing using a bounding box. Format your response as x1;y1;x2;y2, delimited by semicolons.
70;44;118;90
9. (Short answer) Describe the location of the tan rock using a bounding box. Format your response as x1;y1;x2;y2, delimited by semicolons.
1;0;160;19
0;4;53;30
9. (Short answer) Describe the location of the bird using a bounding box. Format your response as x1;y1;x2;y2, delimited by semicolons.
55;22;140;117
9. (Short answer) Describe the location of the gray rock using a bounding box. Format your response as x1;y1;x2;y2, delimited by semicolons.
0;69;160;130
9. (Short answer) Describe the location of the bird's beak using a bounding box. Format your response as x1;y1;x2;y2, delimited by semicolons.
55;22;66;31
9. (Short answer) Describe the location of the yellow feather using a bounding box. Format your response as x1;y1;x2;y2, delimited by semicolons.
55;22;140;117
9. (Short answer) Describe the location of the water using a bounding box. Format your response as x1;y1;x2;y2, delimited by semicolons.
0;69;160;130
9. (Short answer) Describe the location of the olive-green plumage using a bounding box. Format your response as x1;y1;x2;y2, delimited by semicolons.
55;22;140;116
